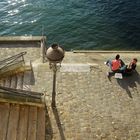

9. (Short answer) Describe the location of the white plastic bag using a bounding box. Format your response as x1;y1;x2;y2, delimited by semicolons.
115;73;123;79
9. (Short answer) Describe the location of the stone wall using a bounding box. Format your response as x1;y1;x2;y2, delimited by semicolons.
0;36;46;62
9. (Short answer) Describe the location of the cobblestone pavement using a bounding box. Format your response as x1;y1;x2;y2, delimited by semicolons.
32;52;140;140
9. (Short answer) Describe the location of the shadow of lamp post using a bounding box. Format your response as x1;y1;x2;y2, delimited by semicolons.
46;44;65;107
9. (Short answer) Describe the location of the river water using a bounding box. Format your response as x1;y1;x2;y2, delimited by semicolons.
0;0;140;50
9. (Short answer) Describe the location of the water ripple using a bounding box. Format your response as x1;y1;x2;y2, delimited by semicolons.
0;0;140;50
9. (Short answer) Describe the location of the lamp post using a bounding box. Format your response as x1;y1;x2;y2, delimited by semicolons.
46;44;65;107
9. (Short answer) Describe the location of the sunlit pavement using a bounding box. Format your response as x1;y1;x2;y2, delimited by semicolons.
32;51;140;140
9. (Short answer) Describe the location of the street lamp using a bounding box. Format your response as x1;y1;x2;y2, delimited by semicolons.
46;44;65;107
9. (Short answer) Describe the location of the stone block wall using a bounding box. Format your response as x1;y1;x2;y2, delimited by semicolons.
0;36;46;62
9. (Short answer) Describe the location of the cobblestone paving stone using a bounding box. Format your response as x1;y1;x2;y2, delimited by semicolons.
32;52;140;140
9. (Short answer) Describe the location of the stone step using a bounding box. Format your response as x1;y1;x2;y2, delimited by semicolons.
10;76;17;89
0;79;5;87
0;103;45;140
0;62;31;79
0;72;32;91
16;74;24;89
0;62;33;91
23;71;32;91
5;77;11;88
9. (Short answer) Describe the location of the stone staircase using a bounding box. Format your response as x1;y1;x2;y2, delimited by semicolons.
0;52;33;91
0;71;33;91
0;64;45;108
0;52;45;106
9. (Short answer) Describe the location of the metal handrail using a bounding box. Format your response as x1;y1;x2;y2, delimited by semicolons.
0;86;44;99
0;52;27;71
0;52;26;64
0;60;24;71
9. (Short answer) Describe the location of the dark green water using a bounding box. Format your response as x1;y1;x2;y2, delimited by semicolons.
0;0;140;50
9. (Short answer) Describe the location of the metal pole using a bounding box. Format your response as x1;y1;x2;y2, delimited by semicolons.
41;37;46;63
51;64;57;107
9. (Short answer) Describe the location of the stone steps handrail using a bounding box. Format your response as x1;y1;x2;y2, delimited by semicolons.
0;52;26;69
0;52;31;78
0;86;45;107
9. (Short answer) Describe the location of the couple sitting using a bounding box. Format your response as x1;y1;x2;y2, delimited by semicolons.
106;54;137;77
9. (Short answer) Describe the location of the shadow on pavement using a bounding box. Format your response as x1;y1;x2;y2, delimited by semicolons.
117;71;140;98
52;105;66;140
107;72;115;81
45;105;53;140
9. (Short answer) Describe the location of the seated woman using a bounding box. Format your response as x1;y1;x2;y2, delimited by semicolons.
124;58;138;75
106;54;124;77
106;54;121;72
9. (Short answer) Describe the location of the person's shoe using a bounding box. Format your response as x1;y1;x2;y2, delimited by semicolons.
104;62;107;65
106;72;111;81
106;72;109;76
